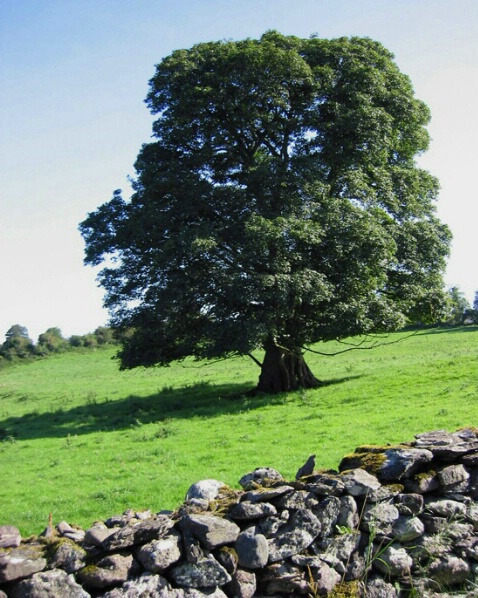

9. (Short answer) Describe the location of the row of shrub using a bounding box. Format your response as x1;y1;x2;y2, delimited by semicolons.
0;324;117;367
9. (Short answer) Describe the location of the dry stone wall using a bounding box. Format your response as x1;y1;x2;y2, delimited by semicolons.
2;428;478;596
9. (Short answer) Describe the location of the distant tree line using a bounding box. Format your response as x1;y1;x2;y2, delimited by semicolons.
0;324;117;367
443;287;478;327
1;289;476;369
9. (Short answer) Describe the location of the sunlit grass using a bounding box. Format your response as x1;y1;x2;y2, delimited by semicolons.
0;327;477;535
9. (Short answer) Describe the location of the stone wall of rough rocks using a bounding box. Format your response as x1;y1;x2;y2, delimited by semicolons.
2;428;478;597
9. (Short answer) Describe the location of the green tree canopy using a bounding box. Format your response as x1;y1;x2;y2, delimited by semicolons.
80;31;451;393
36;327;68;355
1;325;34;360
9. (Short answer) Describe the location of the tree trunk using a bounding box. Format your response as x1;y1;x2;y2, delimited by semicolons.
256;342;321;393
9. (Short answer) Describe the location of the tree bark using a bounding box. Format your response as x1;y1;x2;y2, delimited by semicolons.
256;342;321;393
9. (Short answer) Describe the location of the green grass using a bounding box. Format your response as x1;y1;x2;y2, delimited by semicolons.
0;327;477;536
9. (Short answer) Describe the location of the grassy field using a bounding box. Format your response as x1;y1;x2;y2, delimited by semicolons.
0;326;477;536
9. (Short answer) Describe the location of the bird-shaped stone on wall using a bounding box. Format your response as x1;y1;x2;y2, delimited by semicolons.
295;454;316;480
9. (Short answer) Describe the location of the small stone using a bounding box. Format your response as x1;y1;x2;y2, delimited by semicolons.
238;467;284;490
228;501;277;520
295;454;316;479
226;568;256;598
340;468;381;496
261;561;310;595
337;495;359;530
0;546;47;583
372;544;413;577
425;498;467;518
169;554;231;588
0;525;21;548
404;470;440;494
366;577;398;597
305;473;345;497
8;569;90;598
77;553;139;590
100;572;171;597
101;515;175;551
243;485;294;503
49;538;87;573
185;479;226;501
235;529;269;569
84;524;119;547
438;464;470;487
180;514;240;549
135;529;182;573
379;448;434;481
275;490;318;510
314;495;341;537
361;503;400;535
392;516;425;542
267;508;321;562
395;492;424;515
426;554;470;585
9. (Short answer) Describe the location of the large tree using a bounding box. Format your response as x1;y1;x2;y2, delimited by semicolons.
80;31;451;393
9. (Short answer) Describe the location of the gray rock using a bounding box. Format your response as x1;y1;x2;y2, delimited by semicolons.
295;454;316;479
179;590;228;597
84;524;119;547
306;472;345;496
258;510;289;537
425;498;467;518
372;544;413;577
367;483;403;503
426;554;470;585
307;561;342;595
395;492;424;515
228;501;277;520
415;429;478;461
225;568;256;598
135;529;182;573
366;576;398;597
238;468;284;490
100;573;171;596
235;529;269;569
312;531;361;569
181;514;240;549
242;485;294;503
337;495;359;530
421;514;449;534
215;546;238;574
260;561;310;595
361;502;400;535
267;508;321;563
414;429;457;446
392;515;425;542
48;538;87;573
9;569;90;598
404;470;440;493
0;525;21;548
0;546;47;583
444;521;474;542
169;554;231;588
438;464;470;487
340;468;381;496
185;480;226;502
314;495;341;537
275;489;318;510
77;553;139;590
379;448;434;481
465;502;478;530
102;516;175;551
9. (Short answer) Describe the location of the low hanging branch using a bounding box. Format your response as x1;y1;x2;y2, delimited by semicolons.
302;329;421;357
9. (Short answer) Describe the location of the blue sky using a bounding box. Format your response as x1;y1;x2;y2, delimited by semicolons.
1;0;477;340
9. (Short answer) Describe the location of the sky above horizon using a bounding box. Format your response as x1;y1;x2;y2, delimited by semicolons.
1;0;477;342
